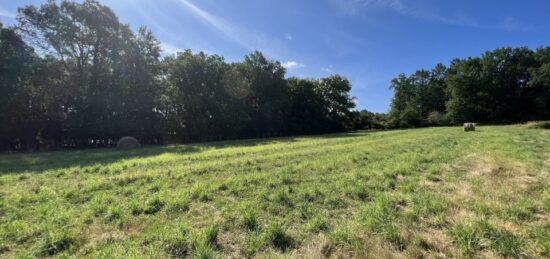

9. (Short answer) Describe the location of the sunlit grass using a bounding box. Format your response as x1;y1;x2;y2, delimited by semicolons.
0;125;548;257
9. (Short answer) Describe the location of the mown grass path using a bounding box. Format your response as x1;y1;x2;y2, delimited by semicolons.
0;126;548;258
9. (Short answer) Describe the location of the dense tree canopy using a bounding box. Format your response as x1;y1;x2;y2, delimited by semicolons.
0;0;358;151
2;0;550;151
287;76;355;134
386;47;550;128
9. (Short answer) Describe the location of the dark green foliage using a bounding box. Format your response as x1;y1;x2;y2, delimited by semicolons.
0;23;39;151
388;48;550;127
287;77;356;134
0;1;357;151
238;51;290;138
388;64;448;128
5;0;549;150
354;110;388;129
426;111;448;126
162;50;246;142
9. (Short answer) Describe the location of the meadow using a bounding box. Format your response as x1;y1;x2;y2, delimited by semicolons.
0;125;548;258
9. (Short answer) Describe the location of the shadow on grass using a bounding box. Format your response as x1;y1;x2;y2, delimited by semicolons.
0;130;384;175
0;137;299;174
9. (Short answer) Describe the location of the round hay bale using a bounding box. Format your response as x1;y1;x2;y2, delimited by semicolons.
116;136;141;150
463;122;476;132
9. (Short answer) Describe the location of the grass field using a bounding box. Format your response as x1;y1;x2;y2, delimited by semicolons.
0;125;548;258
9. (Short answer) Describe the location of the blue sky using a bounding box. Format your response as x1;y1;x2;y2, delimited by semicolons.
1;0;550;112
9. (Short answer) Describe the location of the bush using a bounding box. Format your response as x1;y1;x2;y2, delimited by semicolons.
427;111;448;126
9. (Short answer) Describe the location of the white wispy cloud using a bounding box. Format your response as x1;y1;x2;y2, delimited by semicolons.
126;1;173;35
282;61;305;69
177;0;254;50
501;17;535;32
161;42;185;55
321;67;333;73
175;0;305;67
334;0;479;27
122;0;306;71
0;7;16;18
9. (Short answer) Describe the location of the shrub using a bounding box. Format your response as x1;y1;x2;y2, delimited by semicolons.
427;111;448;126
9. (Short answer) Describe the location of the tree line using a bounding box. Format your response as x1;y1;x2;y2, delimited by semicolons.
2;1;549;151
366;47;550;128
0;0;356;151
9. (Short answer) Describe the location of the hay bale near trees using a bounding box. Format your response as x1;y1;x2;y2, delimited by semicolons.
116;136;141;150
463;122;476;132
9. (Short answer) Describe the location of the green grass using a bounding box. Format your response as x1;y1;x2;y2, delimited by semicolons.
0;125;548;258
